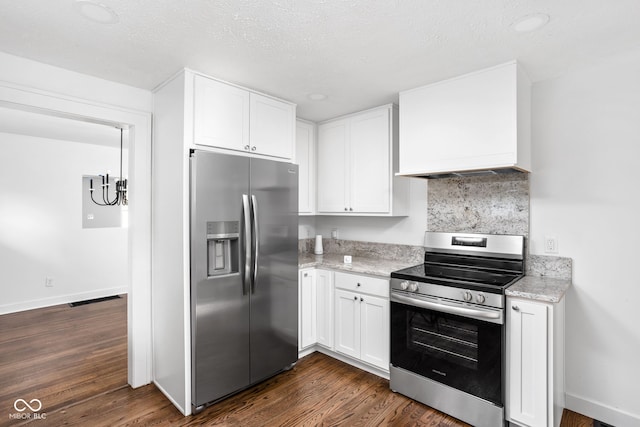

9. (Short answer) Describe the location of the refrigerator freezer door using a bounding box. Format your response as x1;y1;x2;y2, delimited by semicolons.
249;158;299;383
190;151;251;408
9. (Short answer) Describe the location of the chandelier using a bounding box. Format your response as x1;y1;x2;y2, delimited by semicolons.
89;127;128;206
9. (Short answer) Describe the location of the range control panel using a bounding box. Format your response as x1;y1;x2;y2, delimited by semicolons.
390;279;504;309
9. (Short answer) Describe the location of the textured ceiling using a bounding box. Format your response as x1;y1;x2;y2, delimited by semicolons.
1;0;640;121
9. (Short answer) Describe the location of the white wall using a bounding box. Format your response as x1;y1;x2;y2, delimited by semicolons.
314;177;428;245
0;132;128;313
530;48;640;426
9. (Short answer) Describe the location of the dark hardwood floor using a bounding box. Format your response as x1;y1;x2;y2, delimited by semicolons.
1;296;594;426
0;296;127;427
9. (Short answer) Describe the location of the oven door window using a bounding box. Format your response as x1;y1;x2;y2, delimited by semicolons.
391;301;503;405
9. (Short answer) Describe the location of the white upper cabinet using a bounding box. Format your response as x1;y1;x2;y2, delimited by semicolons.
194;76;250;152
349;109;391;212
317;118;349;213
398;61;531;177
250;93;295;159
296;119;316;215
193;73;295;160
317;104;408;216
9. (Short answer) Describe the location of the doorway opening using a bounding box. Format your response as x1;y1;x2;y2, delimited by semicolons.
0;86;152;390
0;107;133;418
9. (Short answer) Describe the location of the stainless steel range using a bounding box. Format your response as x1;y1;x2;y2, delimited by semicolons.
389;232;525;427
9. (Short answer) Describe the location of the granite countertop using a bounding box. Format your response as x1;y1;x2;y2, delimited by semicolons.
299;253;572;302
298;253;414;278
505;275;571;303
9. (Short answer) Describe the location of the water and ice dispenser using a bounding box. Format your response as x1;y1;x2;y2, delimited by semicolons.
206;221;239;277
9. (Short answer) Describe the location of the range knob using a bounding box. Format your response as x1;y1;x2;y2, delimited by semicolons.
463;291;473;302
400;281;409;290
408;282;419;292
476;293;486;304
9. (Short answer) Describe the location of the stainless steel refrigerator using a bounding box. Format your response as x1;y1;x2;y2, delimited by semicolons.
189;150;298;412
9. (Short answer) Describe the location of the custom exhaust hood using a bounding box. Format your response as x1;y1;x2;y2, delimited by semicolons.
397;61;531;179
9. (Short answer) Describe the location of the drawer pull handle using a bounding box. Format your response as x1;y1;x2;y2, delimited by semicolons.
512;305;520;311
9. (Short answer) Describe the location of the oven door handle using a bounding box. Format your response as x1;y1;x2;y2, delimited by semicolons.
391;292;503;324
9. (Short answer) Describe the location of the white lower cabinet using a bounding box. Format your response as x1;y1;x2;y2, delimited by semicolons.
315;269;334;348
507;297;565;427
298;269;317;350
334;272;389;371
298;268;333;352
334;288;360;358
297;268;389;373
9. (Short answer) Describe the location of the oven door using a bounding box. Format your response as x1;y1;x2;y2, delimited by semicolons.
390;291;504;406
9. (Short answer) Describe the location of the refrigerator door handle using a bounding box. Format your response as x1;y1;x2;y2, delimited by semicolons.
250;194;259;294
242;194;252;295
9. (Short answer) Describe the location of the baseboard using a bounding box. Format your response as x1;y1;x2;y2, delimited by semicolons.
298;346;316;359
566;392;640;427
314;346;390;380
0;287;128;314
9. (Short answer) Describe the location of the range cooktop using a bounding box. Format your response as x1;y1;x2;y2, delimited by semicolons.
390;232;525;295
391;263;522;293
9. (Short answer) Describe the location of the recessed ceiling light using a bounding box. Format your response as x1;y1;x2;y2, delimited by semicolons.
511;13;550;33
73;0;119;24
307;93;327;101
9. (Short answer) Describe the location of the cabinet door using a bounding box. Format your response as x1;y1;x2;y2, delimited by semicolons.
316;269;334;348
250;93;294;160
299;269;317;350
317;119;349;213
334;289;360;359
508;299;548;427
296;120;315;214
194;75;249;151
360;294;389;370
349;108;391;213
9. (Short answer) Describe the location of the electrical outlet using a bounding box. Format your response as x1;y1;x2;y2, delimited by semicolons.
544;236;558;254
45;277;54;287
331;228;339;239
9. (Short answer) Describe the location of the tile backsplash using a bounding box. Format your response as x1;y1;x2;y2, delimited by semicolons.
527;254;572;280
298;237;424;265
427;173;530;237
299;172;571;280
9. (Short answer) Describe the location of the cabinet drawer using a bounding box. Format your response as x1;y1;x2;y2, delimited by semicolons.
334;272;389;298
